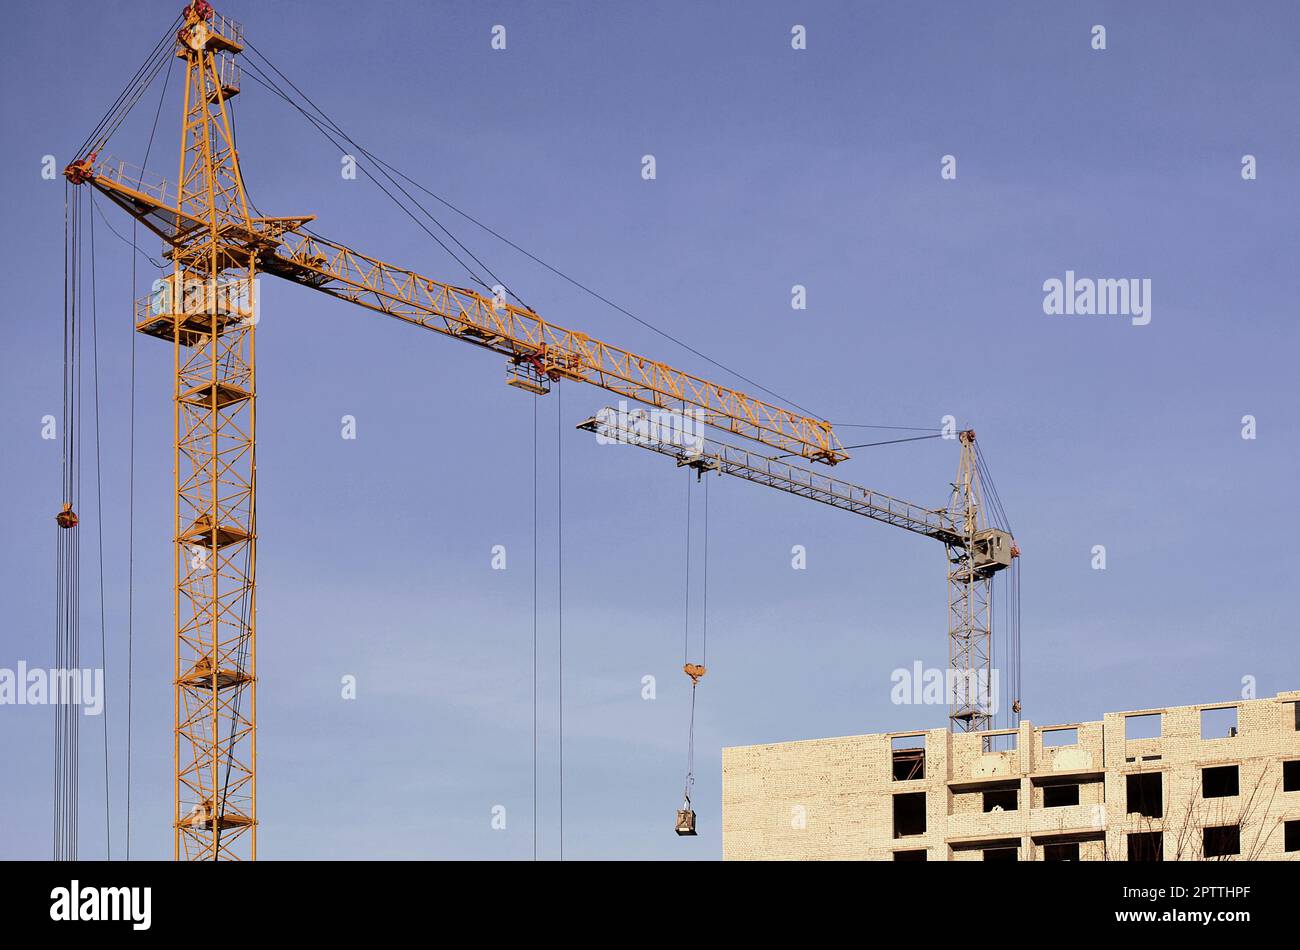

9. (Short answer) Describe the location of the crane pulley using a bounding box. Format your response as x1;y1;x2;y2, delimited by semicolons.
55;504;79;530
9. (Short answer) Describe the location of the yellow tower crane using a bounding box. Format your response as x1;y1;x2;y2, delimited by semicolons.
63;2;848;860
577;410;1022;734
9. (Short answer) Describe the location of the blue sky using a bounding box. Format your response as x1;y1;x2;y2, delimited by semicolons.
1;0;1297;859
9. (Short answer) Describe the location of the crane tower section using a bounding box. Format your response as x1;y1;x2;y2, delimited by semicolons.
164;5;258;861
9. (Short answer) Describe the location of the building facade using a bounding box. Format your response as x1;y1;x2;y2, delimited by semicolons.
722;691;1300;860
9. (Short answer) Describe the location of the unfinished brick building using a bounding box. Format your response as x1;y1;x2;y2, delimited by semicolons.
722;691;1300;860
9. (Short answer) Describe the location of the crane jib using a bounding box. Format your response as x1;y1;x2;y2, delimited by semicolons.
71;158;846;467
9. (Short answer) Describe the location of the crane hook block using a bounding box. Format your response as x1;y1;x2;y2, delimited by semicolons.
55;504;79;529
683;663;707;684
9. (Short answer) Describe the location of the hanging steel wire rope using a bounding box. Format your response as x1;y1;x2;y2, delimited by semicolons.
677;468;711;836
